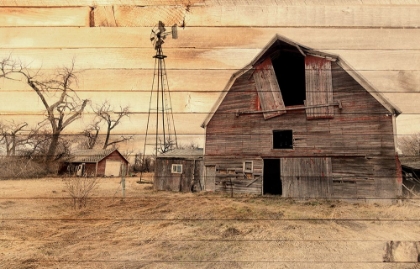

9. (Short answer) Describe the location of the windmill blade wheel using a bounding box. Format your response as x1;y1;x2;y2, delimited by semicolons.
150;26;160;49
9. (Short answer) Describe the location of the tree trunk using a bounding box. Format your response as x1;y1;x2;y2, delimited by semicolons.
103;130;110;149
11;134;15;156
46;132;60;163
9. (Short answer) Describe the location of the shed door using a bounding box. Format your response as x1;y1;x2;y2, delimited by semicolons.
205;166;216;191
105;160;121;176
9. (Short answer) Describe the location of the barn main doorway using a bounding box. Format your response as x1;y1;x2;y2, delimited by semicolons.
263;159;282;195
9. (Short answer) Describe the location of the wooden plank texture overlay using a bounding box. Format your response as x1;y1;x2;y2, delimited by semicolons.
1;2;420;268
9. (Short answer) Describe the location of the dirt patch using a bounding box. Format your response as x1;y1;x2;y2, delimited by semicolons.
1;176;420;268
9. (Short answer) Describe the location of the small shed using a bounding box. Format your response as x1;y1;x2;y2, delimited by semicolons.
154;148;204;192
61;148;129;177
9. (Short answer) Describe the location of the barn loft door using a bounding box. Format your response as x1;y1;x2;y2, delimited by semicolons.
305;56;333;119
253;58;286;119
281;157;332;198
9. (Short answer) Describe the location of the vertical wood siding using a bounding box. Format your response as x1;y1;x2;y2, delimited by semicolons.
305;56;334;119
281;157;332;198
253;58;286;119
155;158;203;192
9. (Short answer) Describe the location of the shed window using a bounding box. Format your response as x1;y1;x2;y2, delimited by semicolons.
273;130;293;149
243;161;253;173
171;164;183;174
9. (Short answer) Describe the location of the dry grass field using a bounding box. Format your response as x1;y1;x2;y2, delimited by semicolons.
1;174;420;269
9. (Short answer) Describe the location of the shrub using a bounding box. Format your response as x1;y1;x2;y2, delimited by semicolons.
0;157;48;179
63;176;99;209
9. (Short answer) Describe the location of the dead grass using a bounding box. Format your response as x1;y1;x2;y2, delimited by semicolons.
0;157;48;179
1;175;420;268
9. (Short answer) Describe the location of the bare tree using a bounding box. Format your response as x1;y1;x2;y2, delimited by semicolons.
81;120;101;149
63;176;99;209
157;137;176;154
0;58;88;163
178;141;201;150
0;121;28;156
0;55;22;80
399;133;420;157
93;101;132;149
23;127;51;159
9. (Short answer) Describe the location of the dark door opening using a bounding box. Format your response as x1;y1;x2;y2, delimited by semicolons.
263;159;282;195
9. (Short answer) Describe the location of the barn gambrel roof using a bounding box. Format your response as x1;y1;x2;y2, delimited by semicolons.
201;34;401;128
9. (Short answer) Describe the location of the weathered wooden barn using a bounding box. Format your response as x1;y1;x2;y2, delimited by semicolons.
61;148;129;177
154;148;203;192
201;35;402;200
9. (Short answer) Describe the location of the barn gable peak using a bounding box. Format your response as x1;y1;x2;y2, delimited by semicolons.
201;35;401;128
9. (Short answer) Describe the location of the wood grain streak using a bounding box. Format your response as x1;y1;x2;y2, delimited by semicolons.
2;28;420;49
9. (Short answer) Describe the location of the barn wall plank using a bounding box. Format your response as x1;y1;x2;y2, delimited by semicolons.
0;7;90;27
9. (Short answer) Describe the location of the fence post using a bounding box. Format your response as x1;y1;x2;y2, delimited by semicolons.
121;163;126;199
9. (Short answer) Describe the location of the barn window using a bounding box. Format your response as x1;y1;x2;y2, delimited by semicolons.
271;51;306;107
273;130;293;149
171;164;182;174
243;161;253;173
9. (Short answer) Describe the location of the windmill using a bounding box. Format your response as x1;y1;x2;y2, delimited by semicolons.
139;21;178;181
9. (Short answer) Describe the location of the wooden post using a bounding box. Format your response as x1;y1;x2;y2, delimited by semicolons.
121;163;126;199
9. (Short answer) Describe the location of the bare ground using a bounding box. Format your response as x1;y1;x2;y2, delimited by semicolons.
1;175;420;269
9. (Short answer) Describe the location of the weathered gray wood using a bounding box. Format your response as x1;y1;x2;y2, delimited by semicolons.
155;158;203;192
204;165;216;191
281;157;332;198
204;57;400;198
253;58;286;119
305;56;333;119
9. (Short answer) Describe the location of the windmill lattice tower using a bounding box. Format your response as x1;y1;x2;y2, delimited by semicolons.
141;21;179;177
